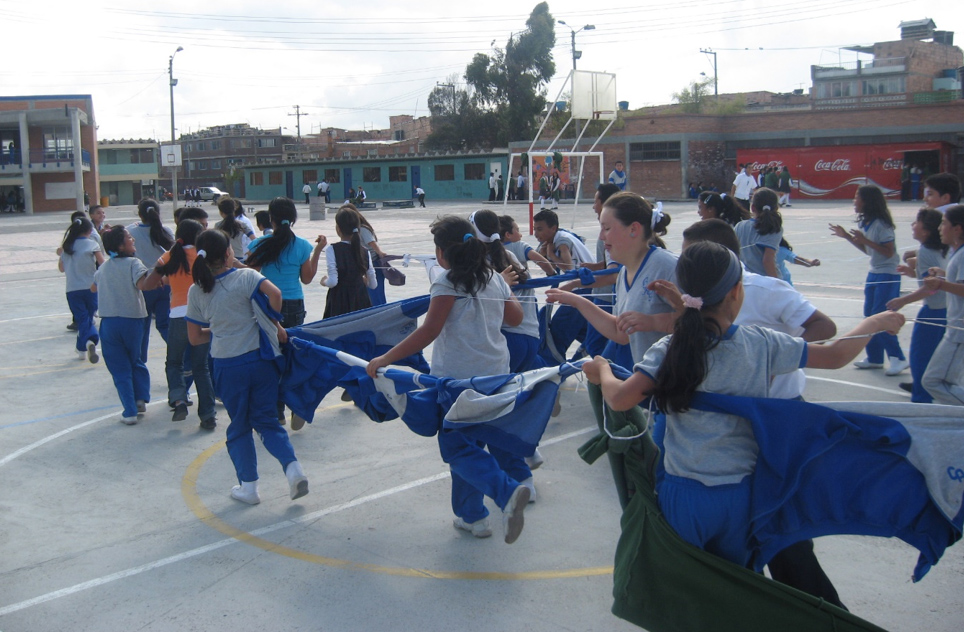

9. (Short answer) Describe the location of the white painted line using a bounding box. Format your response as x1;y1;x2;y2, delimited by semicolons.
0;401;167;468
0;312;71;325
807;375;910;397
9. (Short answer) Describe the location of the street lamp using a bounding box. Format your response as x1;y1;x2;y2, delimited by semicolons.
169;46;183;205
557;20;595;70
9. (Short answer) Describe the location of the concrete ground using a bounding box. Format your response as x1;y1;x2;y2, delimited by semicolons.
0;197;961;632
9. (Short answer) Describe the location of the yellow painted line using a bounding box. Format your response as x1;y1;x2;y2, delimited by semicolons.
182;421;613;580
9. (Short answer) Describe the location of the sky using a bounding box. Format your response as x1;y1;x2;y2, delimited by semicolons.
1;0;959;142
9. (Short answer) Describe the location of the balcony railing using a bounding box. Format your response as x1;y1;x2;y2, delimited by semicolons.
812;57;906;79
28;148;91;168
0;153;22;170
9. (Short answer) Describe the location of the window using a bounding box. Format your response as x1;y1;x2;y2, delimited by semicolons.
211;160;221;169
42;125;72;159
99;150;117;165
862;77;905;95
388;166;407;182
343;150;352;158
268;171;282;185
211;140;222;150
464;163;486;180
393;130;405;141
259;138;277;148
628;141;681;161
363;167;382;182
250;172;264;186
367;149;379;158
129;148;154;164
196;141;206;151
303;170;317;182
435;164;455;181
188;161;196;172
324;168;340;183
197;160;208;170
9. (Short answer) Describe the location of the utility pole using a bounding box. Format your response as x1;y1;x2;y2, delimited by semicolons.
169;46;183;204
700;48;718;96
288;105;306;142
436;82;456;116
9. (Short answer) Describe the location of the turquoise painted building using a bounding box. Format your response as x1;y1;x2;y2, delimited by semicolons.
242;152;509;202
97;139;159;206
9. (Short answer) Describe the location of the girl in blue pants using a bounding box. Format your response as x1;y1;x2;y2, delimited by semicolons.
59;217;104;363
367;216;529;544
186;229;308;505
886;209;948;402
92;227;164;424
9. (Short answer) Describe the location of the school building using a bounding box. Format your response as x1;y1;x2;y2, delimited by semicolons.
241;151;509;203
0;95;98;214
97;139;160;207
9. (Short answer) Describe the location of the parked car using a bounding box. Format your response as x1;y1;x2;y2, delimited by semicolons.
198;186;227;201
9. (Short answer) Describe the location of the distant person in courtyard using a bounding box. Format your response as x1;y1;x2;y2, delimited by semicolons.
489;172;497;201
777;166;793;207
415;186;426;207
302;182;312;204
608;160;627;191
730;164;757;210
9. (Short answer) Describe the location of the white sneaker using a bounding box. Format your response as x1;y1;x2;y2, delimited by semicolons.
502;484;531;544
525;447;545;470
453;516;493;538
86;340;99;364
885;357;910;376
136;400;147;413
853;360;884;370
120;416;138;425
231;482;261;505
285;461;309;500
521;477;537;504
76;349;87;360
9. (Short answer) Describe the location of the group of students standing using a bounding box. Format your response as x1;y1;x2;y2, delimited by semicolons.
57;196;393;506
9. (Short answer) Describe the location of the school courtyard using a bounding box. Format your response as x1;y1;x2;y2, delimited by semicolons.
0;198;960;631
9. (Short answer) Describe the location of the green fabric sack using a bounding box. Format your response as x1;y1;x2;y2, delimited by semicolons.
585;382;889;632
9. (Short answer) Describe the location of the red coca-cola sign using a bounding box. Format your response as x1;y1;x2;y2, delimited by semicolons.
814;159;851;172
737;142;949;199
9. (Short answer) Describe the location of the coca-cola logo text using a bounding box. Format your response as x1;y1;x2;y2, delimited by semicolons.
814;159;851;172
881;158;902;170
747;160;784;171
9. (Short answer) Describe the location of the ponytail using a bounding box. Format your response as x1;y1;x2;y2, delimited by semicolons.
245;197;297;268
750;188;782;235
216;197;241;238
192;229;230;293
603;192;673;249
431;215;491;295
702;192;750;226
471;209;527;282
102;225;130;259
653;242;741;413
157;219;204;276
62;217;94;255
335;207;368;273
137;198;174;249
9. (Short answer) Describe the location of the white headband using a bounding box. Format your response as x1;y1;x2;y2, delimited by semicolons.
469;210;501;244
651;202;665;230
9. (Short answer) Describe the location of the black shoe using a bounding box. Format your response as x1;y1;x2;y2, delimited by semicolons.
898;382;913;393
172;402;189;421
199;416;217;430
340;389;353;402
66;321;78;331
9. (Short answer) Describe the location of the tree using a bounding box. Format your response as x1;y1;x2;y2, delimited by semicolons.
673;77;715;114
426;2;556;149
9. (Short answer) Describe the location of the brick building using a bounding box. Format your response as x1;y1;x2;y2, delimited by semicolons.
175;123;290;197
0;95;98;213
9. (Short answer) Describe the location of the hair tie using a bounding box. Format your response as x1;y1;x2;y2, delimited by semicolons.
651;203;665;230
720;193;727;199
463;233;474;243
352;228;359;233
108;251;118;259
762;205;772;212
176;238;184;245
196;249;206;259
281;219;290;226
681;294;704;310
73;218;83;226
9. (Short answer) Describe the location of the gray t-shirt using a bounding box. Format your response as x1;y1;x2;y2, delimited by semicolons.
593;239;616;303
502;242;539;339
735;219;782;276
126;223;174;268
186;268;266;359
61;237;101;292
93;256;149;318
552;229;594;268
429;270;511;379
861;219;900;274
635;325;807;486
359;227;377;253
615;246;678;363
943;246;963;343
917;246;947;311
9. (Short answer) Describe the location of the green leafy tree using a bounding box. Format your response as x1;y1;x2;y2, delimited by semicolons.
426;2;555;149
673;77;715;114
